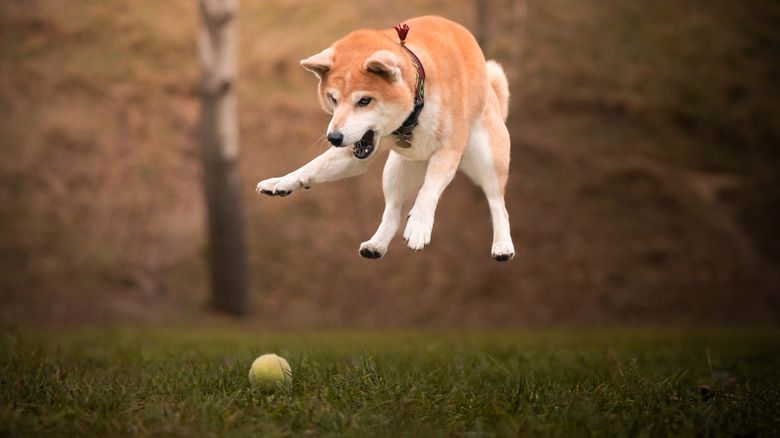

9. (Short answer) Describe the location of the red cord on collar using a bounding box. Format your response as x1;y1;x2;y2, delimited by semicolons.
393;23;410;45
393;23;425;103
391;23;426;144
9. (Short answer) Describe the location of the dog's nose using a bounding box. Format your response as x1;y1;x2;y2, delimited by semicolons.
327;131;344;147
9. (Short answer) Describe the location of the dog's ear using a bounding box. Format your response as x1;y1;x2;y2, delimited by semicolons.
364;50;401;83
300;48;334;79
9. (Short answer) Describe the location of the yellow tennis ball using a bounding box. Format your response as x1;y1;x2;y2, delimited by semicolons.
248;354;291;391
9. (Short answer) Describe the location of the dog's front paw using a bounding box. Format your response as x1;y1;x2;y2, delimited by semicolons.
256;177;286;196
403;215;433;252
359;241;386;259
256;176;307;197
491;241;515;262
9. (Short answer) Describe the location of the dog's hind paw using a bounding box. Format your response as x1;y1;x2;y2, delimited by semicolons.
403;207;434;252
491;241;515;262
403;223;432;252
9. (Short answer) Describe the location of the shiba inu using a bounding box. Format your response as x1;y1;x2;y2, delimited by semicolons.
256;16;515;261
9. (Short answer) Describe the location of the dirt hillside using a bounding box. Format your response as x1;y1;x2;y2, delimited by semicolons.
1;0;778;327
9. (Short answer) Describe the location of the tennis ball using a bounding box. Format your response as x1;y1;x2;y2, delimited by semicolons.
248;354;291;391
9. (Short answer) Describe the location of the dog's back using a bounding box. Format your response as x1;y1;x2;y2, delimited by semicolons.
391;16;491;144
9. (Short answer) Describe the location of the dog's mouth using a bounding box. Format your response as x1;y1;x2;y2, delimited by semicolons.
352;130;376;160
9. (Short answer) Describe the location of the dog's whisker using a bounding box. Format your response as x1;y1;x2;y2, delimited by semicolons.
310;134;329;153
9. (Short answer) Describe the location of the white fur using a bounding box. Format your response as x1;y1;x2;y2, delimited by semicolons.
459;118;514;258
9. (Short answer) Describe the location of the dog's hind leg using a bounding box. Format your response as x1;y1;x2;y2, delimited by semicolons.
460;118;515;261
360;152;426;259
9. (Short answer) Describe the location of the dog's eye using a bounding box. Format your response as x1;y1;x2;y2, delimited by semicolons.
328;94;337;105
357;97;373;107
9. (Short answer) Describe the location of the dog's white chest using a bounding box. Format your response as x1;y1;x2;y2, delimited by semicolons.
382;134;438;161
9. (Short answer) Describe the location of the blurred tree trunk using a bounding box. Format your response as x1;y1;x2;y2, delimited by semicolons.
475;0;527;80
474;0;489;49
198;0;249;316
511;0;527;78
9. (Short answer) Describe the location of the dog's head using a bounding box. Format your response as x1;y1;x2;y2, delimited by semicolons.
301;30;415;160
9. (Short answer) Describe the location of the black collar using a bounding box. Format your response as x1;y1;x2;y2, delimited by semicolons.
392;24;426;147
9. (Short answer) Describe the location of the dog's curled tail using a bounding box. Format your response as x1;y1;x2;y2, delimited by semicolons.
486;60;509;122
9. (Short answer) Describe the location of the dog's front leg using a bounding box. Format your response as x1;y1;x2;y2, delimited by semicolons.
403;146;463;252
257;146;371;196
360;153;426;259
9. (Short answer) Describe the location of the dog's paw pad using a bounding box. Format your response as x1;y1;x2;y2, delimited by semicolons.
493;253;514;262
359;248;382;259
359;242;385;259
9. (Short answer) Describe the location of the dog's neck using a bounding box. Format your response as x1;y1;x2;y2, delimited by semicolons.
392;24;426;148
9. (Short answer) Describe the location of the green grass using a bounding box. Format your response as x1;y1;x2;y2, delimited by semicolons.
1;327;778;437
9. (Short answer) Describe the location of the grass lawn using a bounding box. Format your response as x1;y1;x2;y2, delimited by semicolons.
1;326;778;437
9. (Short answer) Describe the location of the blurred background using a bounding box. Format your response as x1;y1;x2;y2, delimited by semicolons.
1;0;778;328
